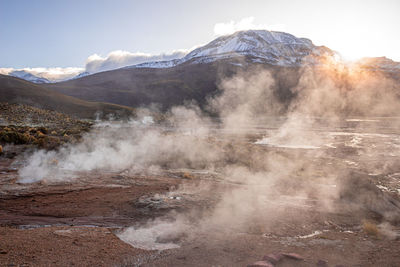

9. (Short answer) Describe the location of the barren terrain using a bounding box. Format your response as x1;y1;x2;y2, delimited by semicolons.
1;117;400;267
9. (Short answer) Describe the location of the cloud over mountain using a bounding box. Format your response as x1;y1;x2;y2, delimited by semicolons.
213;17;286;36
0;67;84;82
0;49;189;82
84;50;188;73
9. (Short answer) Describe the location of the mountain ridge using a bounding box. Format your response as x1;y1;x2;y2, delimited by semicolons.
127;30;334;69
4;30;400;83
40;30;400;112
0;74;134;119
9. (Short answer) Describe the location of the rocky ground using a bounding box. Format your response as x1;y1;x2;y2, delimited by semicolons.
0;111;400;266
0;146;400;266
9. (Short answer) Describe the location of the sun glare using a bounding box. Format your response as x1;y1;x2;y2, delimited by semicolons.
317;52;368;84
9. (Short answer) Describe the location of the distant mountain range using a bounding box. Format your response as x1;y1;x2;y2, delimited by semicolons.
5;30;400;84
1;30;400;118
38;30;398;111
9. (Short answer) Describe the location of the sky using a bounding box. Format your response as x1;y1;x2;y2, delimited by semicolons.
0;0;399;80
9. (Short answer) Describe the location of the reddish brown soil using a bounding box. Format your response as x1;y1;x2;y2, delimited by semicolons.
0;180;178;227
1;146;400;266
0;226;153;267
0;151;184;266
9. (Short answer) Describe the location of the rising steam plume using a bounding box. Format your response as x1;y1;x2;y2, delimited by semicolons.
18;58;400;247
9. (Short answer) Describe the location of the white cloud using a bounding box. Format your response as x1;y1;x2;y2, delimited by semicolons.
1;40;205;82
0;49;190;82
0;67;84;82
85;49;188;73
0;68;13;75
213;17;286;36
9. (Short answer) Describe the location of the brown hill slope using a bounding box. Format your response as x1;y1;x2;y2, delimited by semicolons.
0;74;134;119
44;58;300;111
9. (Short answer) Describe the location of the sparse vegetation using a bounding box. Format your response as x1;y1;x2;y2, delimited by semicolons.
363;221;379;236
0;103;93;149
182;172;194;179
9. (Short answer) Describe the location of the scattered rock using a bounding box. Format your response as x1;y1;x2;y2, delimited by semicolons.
247;261;274;267
316;259;328;267
281;252;304;260
251;252;304;267
262;253;282;264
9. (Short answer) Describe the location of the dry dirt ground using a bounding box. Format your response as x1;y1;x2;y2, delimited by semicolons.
0;147;400;267
0;154;182;267
1;120;400;267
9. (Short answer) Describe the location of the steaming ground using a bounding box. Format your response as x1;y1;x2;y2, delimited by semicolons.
1;117;399;266
2;67;400;266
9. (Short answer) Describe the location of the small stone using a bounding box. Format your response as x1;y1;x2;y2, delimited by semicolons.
316;259;328;267
247;261;274;267
282;252;304;260
262;253;282;264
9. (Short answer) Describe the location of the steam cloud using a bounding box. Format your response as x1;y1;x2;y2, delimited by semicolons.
18;59;400;248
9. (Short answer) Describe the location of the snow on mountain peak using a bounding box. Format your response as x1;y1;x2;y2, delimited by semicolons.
182;30;324;65
9;70;50;83
185;30;313;58
130;29;332;69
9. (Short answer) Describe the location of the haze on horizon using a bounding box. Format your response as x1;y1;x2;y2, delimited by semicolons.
1;0;399;80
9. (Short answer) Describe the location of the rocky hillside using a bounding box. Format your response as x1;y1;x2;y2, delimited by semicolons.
0;74;135;119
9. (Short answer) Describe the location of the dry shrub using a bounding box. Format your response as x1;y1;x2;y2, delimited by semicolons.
182;172;194;179
363;221;379;236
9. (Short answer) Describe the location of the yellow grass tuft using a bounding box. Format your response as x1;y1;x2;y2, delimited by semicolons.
182;172;194;179
363;221;379;236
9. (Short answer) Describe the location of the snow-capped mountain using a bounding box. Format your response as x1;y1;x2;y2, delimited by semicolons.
7;30;400;84
9;70;50;83
183;30;331;64
128;30;334;69
42;30;400;112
